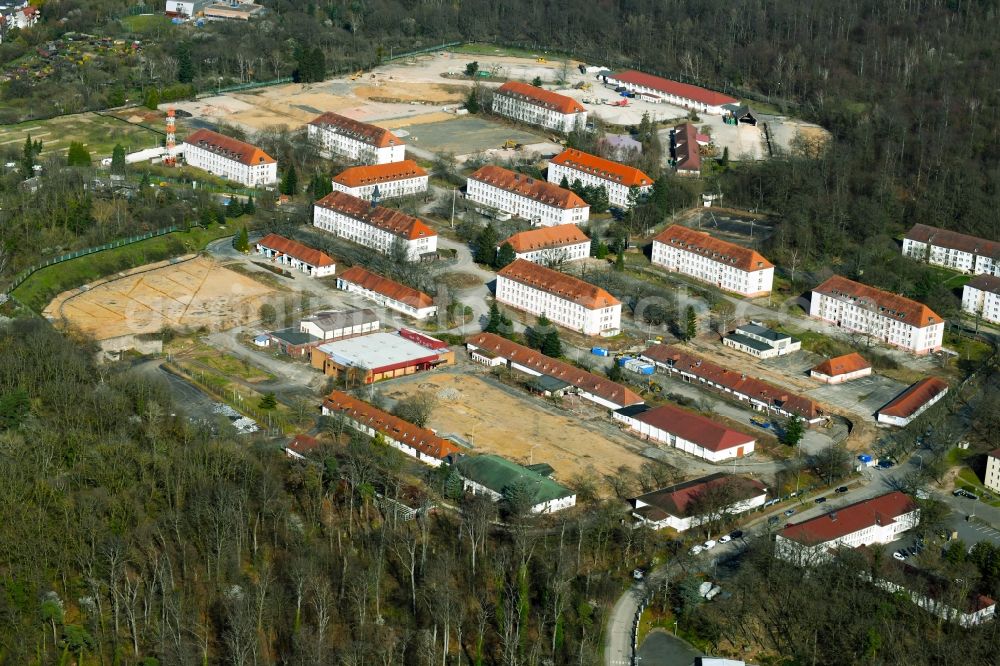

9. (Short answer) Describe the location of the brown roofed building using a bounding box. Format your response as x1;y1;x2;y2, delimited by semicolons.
307;112;406;164
671;123;706;176
547;148;653;208
810;352;872;384
651;224;774;297
322;390;460;467
502;226;592;265
182;128;277;187
630;473;767;531
603;70;738;114
466;332;643;409
492;82;588;133
467;165;590;227
313;190;437;259
902;223;1000;276
255;233;336;277
809;275;944;354
640;344;823;422
336;266;437;320
613;403;757;461
495;259;621;336
961;273;1000;324
331;160;429;200
877;377;949;426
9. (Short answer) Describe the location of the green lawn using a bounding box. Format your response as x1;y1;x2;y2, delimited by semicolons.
120;14;174;35
13;226;236;312
0;113;162;160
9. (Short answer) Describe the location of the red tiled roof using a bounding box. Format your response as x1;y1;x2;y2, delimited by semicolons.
183;129;275;166
878;377;949;419
496;81;585;115
308;112;402;148
633;473;766;518
333;160;427;188
967;273;1000;295
322;391;460;461
673;123;702;172
257;233;334;267
813;275;942;328
314;191;436;241
780;491;918;545
470;165;588;209
653;224;773;272
811;352;871;377
286;434;321;456
611;70;738;107
626;403;755;452
338;266;434;310
497;259;619;310
466;333;643;408
905;224;1000;259
641;344;821;419
549;149;653;187
504;226;591;254
989;448;1000;460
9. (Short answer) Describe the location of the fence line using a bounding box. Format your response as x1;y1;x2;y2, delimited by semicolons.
384;41;462;62
6;225;179;294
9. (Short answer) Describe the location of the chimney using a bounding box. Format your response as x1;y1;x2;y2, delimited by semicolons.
830;512;837;521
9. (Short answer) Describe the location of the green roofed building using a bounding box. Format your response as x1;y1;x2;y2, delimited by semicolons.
454;455;577;514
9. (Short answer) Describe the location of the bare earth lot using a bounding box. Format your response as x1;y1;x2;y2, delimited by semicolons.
381;370;650;481
45;256;274;340
403;116;545;155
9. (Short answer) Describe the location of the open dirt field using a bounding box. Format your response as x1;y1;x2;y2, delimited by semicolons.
404;116;546;155
45;256;274;340
383;372;650;480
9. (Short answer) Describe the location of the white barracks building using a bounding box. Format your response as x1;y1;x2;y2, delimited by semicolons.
902;224;1000;276
962;274;1000;324
491;81;587;133
467;165;589;227
496;259;621;336
502;226;591;265
331;160;428;200
547;148;653;209
809;275;944;354
307;112;405;165
313;191;437;260
651;224;774;297
182;129;277;187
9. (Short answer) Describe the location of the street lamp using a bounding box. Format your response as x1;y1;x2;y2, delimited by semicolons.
673;620;678;636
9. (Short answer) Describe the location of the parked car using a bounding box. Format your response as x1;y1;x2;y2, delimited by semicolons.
784;509;796;517
893;550;906;561
835;486;849;493
767;516;780;526
815;497;827;504
729;530;744;539
632;568;645;581
718;535;732;544
689;544;704;556
703;539;717;550
878;459;895;469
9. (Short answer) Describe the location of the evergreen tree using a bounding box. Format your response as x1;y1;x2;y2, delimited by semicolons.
465;61;479;77
281;165;298;195
594;241;609;259
559;175;569;189
234;226;250;253
213;206;227;225
650;176;670;215
781;416;805;446
244;194;255;215
494;242;516;269
532;76;542;87
484;301;503;334
20;134;41;179
614;249;624;271
474;224;499;265
589;185;610;213
259;392;277;410
465;87;480;114
541;327;561;357
199;205;214;228
309;173;331;199
177;43;195;83
106;86;126;107
684;305;697;341
310;46;326;81
607;363;624;382
145;88;160;110
226;197;244;218
111;144;126;175
66;142;91;167
721;146;730;167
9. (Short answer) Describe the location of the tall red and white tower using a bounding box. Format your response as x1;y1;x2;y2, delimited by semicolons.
165;107;176;165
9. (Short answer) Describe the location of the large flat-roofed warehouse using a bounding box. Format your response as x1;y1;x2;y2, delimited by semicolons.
311;329;453;383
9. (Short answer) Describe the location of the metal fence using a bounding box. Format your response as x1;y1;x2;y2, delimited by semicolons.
213;77;294;95
6;225;179;294
384;42;462;62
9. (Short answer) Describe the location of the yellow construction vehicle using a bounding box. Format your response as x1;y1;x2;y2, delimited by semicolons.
349;70;363;80
501;140;523;150
536;57;547;64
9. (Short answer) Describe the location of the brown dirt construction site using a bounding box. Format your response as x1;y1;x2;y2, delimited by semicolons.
44;256;275;341
382;371;651;482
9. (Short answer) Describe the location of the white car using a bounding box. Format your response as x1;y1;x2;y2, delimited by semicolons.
893;550;906;561
689;545;704;556
703;539;717;550
718;535;732;544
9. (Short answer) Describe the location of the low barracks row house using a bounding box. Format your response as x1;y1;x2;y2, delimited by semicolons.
491;81;588;133
902;224;1000;276
313;191;438;260
601;70;738;115
467;165;589;227
331;160;428;200
307;112;405;165
496;259;621;336
336;266;437;320
502;226;591;265
547;148;653;209
809;275;944;354
182;129;277;187
651;225;774;297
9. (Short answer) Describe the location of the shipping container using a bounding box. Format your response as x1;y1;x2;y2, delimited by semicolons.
590;347;609;356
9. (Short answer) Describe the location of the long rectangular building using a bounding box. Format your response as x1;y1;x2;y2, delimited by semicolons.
466;332;643;409
321;390;460;467
876;377;949;427
962;273;1000;324
313;191;437;260
651;225;774;297
547;148;653;209
502;226;591;265
902;224;1000;276
311;330;453;384
307;112;405;164
491;81;587;133
602;70;738;115
331;160;428;200
455;454;576;514
336;266;437;320
630;473;767;531
613;403;756;461
467;165;589;227
254;233;335;277
182;129;277;187
809;275;944;354
495;259;621;336
640;344;823;423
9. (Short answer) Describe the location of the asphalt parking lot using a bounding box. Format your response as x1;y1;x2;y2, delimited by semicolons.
807;375;908;418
